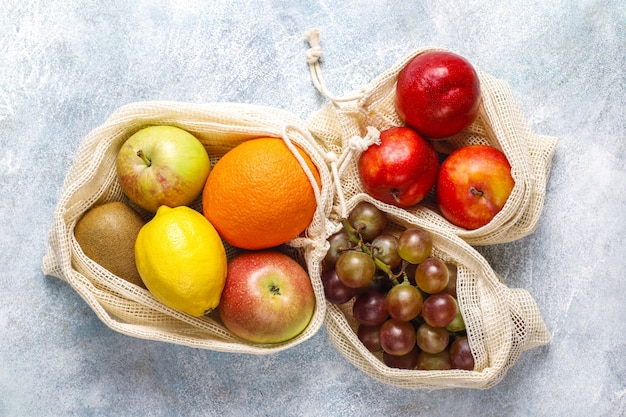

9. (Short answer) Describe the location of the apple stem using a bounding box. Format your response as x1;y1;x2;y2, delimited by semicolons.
136;149;151;167
470;187;484;197
391;189;402;204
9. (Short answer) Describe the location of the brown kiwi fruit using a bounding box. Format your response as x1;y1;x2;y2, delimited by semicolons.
74;201;147;288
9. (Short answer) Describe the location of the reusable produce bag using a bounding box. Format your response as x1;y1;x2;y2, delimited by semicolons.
324;194;551;389
42;101;334;354
42;31;555;389
303;30;553;388
305;29;558;246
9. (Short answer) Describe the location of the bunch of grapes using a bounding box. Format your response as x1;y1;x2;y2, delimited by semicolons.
322;201;474;371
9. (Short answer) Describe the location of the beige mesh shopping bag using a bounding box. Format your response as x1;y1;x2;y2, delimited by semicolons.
42;101;335;354
305;29;558;246
323;193;551;389
41;30;554;388
303;29;552;388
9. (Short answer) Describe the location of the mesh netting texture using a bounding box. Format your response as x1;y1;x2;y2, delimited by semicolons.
305;29;558;246
42;101;335;354
303;29;556;388
324;194;551;389
41;30;558;388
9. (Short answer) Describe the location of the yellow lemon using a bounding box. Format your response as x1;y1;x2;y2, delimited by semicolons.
135;205;227;316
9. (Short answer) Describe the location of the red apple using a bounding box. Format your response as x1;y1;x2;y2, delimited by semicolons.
357;126;439;208
395;51;481;139
436;145;515;230
218;250;315;344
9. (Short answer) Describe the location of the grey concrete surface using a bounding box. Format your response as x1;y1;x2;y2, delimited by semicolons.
1;1;624;416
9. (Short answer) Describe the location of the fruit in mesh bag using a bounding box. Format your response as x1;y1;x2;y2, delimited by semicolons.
436;144;515;230
358;127;439;208
134;205;227;317
395;50;481;139
321;201;474;370
116;125;211;213
202;138;321;250
74;201;146;288
218;250;316;344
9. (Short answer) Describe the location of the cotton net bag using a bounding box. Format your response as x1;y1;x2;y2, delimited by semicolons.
42;101;335;354
304;29;558;246
302;31;552;388
323;194;550;389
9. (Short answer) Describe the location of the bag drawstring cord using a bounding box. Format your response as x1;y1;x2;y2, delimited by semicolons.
304;28;365;106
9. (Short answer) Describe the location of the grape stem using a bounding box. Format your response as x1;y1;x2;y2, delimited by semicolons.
341;219;402;286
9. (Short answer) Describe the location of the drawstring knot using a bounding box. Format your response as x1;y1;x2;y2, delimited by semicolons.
304;28;364;105
306;45;323;64
326;126;380;219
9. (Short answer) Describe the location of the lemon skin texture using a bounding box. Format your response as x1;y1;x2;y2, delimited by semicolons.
135;205;227;316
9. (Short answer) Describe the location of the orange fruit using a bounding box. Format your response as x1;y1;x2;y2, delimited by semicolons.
202;138;321;250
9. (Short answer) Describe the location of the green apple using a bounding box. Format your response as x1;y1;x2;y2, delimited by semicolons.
116;125;210;213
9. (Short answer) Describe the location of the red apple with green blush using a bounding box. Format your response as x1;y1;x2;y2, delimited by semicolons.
116;125;210;213
219;250;315;344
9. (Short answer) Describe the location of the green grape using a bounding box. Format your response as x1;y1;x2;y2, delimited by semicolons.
445;303;465;332
348;201;388;241
324;230;351;266
397;227;432;264
371;233;402;269
335;251;376;288
416;323;449;354
417;350;452;370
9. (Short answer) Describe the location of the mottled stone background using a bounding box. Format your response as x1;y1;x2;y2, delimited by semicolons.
1;1;624;416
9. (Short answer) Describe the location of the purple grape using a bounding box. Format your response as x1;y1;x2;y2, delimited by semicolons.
357;324;382;352
352;291;389;326
383;346;419;369
450;336;474;370
321;267;358;304
380;318;417;356
422;292;458;327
